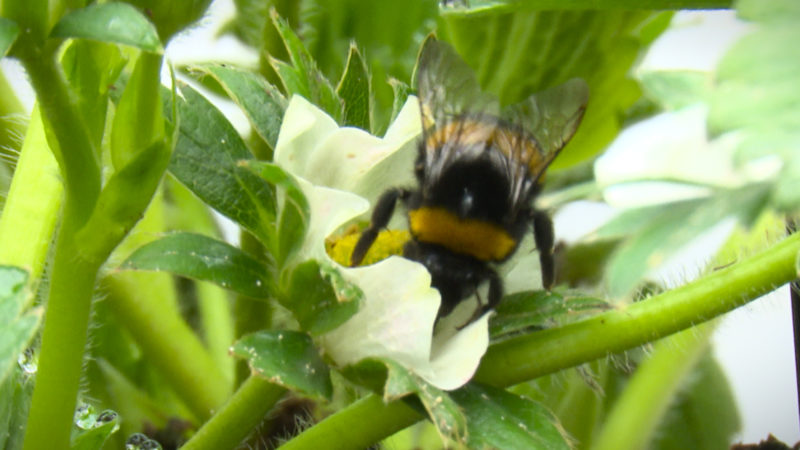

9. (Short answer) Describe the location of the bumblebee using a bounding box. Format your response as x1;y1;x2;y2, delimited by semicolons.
351;37;588;321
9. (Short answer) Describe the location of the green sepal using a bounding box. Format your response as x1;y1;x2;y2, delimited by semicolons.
243;161;309;268
268;9;342;122
0;18;20;58
336;44;371;131
231;330;333;400
283;260;362;336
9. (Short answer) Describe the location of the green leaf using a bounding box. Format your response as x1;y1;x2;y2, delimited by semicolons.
111;52;165;169
388;78;412;125
119;232;273;298
0;18;20;58
651;353;741;450
602;185;769;296
451;383;571;450
269;10;342;122
491;290;610;340
707;0;800;211
639;70;711;111
166;82;278;249
0;363;34;450
284;260;362;335
192;65;287;149
231;330;332;400
297;0;437;133
439;10;673;169
336;44;371;130
0;266;41;387
70;408;120;450
51;3;163;53
383;359;467;446
244;161;310;267
343;357;467;445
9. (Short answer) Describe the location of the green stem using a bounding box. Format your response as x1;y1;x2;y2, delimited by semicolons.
23;202;102;450
278;394;420;450
181;376;286;450
105;273;231;420
18;40;102;450
16;42;100;215
283;232;800;448
475;231;800;386
441;0;732;15
591;323;714;450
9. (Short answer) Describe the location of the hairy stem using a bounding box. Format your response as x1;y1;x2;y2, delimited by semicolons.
181;376;286;450
19;40;102;450
476;232;800;386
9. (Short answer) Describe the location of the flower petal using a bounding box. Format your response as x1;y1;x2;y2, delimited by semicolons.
320;256;440;370
274;95;340;178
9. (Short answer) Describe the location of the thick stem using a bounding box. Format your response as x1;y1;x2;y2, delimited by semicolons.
19;41;102;450
23;202;101;450
475;232;800;386
277;394;420;450
181;376;286;450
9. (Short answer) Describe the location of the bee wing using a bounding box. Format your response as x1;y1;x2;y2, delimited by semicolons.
503;78;589;180
415;36;499;135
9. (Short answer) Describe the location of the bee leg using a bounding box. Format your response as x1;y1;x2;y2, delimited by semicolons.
531;209;555;290
459;270;503;329
350;188;409;266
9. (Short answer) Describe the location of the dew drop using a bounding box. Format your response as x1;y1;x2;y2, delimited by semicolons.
74;403;96;430
17;348;37;374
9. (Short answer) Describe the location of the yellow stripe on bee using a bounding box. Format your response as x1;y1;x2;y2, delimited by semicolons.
426;120;544;174
408;207;517;261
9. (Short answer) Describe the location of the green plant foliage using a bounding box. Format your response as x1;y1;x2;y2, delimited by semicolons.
490;290;610;340
284;260;361;335
61;40;127;151
244;161;310;268
0;267;40;387
70;408;120;450
382;359;467;446
231;330;333;400
269;10;342;122
708;0;800;210
597;184;769;296
0;364;34;450
451;383;570;449
192;65;288;150
439;10;673;170
651;352;740;450
0;17;19;57
120;232;274;298
336;44;371;131
166;82;278;249
50;3;163;53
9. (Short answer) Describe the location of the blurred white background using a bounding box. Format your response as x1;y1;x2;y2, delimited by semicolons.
2;1;797;445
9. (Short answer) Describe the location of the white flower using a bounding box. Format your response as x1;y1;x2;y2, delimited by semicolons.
274;95;490;391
